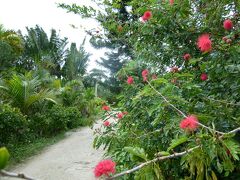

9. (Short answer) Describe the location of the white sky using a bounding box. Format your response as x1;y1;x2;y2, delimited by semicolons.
0;0;106;71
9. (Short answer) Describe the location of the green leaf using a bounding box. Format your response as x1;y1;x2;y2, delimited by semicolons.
124;146;147;161
0;147;10;169
167;136;188;152
222;140;240;161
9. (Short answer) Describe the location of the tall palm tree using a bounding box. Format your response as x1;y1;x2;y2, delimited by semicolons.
19;25;68;77
63;40;90;80
0;72;58;114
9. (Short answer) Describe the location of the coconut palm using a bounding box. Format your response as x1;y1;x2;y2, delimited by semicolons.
0;72;58;114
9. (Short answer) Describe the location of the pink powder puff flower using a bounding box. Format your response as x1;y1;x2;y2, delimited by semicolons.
142;69;149;77
169;0;174;5
103;121;110;127
197;34;212;52
102;105;110;111
94;160;116;177
223;19;233;30
142;11;152;21
117;113;124;119
127;76;134;84
200;73;208;81
183;53;191;61
180;115;199;131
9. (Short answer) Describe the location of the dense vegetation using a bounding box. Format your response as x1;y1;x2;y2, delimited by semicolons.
0;1;239;180
0;25;100;167
59;0;240;179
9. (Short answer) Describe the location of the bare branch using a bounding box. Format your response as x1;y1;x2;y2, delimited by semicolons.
0;170;36;180
106;146;200;180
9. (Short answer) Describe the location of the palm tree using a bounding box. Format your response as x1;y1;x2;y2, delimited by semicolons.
63;40;90;80
19;25;68;77
0;72;58;114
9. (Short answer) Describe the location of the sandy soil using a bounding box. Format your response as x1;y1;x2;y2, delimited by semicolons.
3;123;104;180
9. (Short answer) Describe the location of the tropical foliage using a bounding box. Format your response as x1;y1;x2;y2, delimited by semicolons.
59;0;240;179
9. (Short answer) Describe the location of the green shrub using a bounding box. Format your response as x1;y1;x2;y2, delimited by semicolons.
28;113;50;136
29;105;82;136
0;104;28;146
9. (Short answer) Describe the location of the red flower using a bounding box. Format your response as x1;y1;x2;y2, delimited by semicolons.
142;69;149;82
142;69;149;77
169;0;174;5
197;34;212;52
142;11;152;21
180;115;198;131
152;74;157;79
170;67;179;73
117;113;123;119
183;53;191;61
223;19;233;30
200;73;208;81
102;105;110;111
127;76;134;84
103;121;110;127
94;159;116;177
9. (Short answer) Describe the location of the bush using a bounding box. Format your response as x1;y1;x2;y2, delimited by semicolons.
0;104;28;146
29;105;82;136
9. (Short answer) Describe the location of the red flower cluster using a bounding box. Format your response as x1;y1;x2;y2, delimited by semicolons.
180;115;199;131
117;112;124;119
200;73;208;81
223;19;233;30
183;53;191;61
127;76;134;84
103;121;110;127
94;159;116;177
169;0;174;5
142;69;149;82
197;34;212;52
142;11;152;21
102;105;110;111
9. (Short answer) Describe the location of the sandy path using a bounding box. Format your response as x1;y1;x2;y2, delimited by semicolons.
3;123;104;180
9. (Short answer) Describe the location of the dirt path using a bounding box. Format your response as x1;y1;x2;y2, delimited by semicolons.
3;123;104;180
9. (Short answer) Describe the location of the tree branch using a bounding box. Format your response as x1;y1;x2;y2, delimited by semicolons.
106;146;200;180
0;170;35;180
147;81;226;135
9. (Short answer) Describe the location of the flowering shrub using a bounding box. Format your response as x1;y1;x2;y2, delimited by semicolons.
90;1;240;179
61;0;240;179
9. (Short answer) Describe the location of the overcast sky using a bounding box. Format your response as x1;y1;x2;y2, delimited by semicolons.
0;0;105;71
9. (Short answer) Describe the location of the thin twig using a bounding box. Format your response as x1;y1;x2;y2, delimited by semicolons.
0;170;35;180
106;146;200;180
147;81;187;118
147;81;227;135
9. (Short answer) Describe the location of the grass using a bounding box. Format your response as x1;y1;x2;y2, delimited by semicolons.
6;132;66;169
